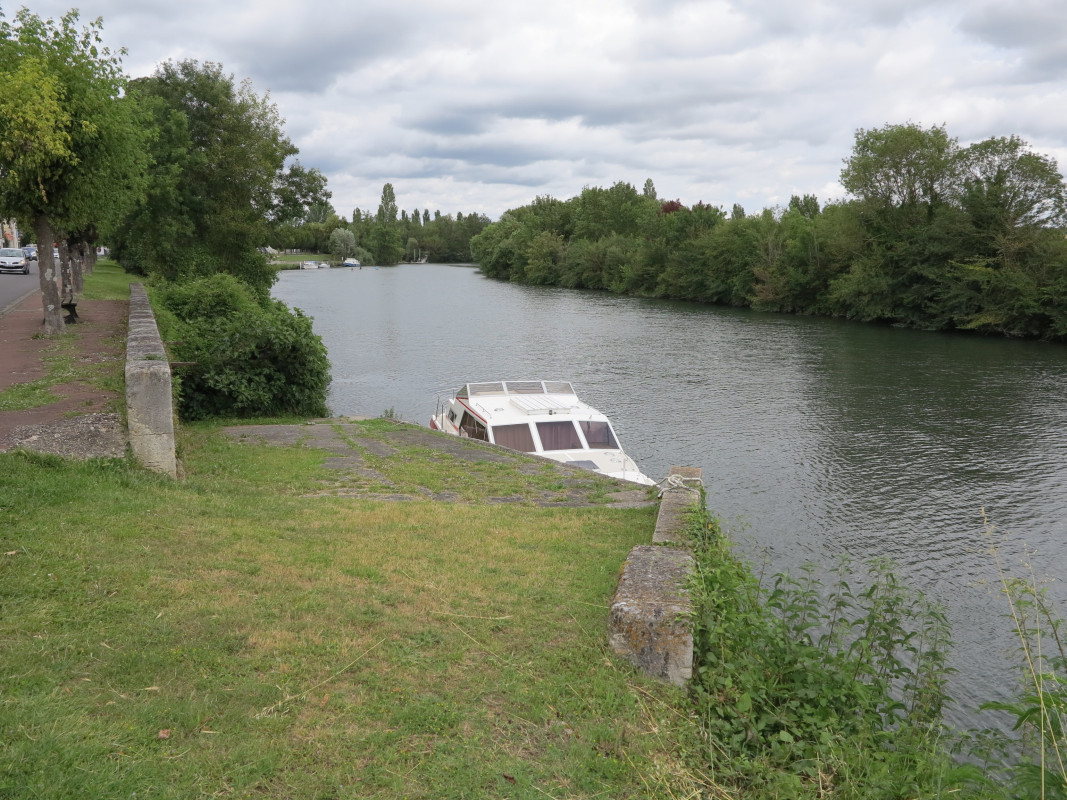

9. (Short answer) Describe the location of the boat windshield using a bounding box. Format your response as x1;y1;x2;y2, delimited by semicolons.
536;420;583;451
491;423;536;452
459;381;576;398
579;420;618;449
504;381;545;394
465;382;504;397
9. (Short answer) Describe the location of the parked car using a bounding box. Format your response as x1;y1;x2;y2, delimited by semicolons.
22;245;37;261
0;248;29;274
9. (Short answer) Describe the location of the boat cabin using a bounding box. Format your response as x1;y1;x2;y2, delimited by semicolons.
440;381;621;460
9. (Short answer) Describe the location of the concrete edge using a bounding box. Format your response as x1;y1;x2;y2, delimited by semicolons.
608;466;702;687
125;283;177;477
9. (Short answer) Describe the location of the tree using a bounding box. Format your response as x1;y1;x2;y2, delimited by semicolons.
958;136;1067;235
110;60;299;298
840;123;958;213
0;9;148;333
642;178;657;200
329;227;356;261
271;160;332;226
376;183;398;225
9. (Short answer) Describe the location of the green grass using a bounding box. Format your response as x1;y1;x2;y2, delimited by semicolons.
328;421;646;505
80;258;142;301
273;252;333;270
0;425;703;798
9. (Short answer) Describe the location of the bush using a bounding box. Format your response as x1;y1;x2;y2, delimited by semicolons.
152;274;330;420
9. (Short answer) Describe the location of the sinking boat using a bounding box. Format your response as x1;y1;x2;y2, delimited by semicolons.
430;380;653;485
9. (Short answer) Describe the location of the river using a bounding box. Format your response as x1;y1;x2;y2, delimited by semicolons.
274;262;1067;731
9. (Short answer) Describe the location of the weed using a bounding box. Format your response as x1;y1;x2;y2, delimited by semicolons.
978;512;1067;799
685;500;987;797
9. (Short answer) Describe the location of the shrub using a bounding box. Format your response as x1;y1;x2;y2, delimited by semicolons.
153;274;330;420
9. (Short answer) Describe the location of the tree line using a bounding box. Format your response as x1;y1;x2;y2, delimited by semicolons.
272;181;491;266
0;9;332;418
471;124;1067;340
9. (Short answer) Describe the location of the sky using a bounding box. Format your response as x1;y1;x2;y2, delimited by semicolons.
8;0;1067;221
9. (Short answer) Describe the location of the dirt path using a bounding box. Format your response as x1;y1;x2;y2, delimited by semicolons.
0;292;128;458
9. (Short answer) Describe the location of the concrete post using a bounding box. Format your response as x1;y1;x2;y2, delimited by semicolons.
125;284;177;477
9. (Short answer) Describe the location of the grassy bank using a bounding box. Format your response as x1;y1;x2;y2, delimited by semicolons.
80;258;142;300
0;420;705;798
273;252;332;269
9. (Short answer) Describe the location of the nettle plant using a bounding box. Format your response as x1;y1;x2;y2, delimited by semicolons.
685;506;980;797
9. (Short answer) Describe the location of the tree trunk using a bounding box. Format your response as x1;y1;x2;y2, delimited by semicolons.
34;216;65;335
71;238;85;295
57;237;74;305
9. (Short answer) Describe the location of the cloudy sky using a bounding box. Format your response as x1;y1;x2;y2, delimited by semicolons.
10;0;1067;220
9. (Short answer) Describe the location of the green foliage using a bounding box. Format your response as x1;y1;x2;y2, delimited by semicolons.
0;8;150;332
469;122;1067;340
0;8;147;229
328;227;356;260
152;274;330;420
110;59;300;296
686;505;989;797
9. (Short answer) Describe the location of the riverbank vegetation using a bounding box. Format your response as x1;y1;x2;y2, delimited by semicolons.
151;274;330;420
686;496;1067;798
471;123;1067;340
4;420;1065;797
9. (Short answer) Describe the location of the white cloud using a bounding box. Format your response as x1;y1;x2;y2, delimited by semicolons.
12;0;1067;218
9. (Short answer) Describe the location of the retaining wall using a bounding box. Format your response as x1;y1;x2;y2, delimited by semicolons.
608;466;702;687
125;283;177;477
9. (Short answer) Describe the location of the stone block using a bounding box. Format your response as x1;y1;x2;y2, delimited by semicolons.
609;545;694;687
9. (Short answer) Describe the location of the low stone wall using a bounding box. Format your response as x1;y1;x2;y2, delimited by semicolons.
608;466;702;687
125;284;177;477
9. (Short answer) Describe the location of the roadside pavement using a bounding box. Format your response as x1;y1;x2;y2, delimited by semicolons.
0;289;129;458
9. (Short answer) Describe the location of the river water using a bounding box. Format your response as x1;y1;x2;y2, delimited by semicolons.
275;262;1067;731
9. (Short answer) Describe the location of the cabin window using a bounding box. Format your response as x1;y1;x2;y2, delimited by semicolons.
459;411;488;441
536;420;583;451
580;420;618;449
492;423;536;452
447;410;457;424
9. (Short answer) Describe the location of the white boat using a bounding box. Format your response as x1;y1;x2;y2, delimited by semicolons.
430;380;654;485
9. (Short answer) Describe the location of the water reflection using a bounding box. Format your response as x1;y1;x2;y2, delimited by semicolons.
276;263;1067;730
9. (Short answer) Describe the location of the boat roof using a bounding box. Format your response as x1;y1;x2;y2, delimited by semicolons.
451;381;609;425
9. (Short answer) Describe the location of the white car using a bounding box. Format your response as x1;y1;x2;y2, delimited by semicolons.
0;248;29;274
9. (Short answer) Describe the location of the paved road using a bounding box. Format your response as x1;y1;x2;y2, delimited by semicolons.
0;261;39;316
